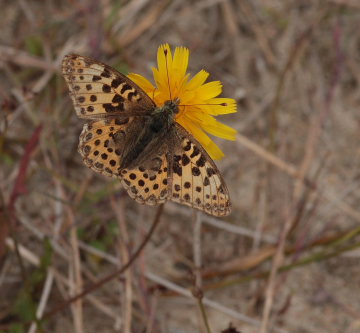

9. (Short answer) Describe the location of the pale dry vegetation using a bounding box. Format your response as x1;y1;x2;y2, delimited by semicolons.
1;1;360;332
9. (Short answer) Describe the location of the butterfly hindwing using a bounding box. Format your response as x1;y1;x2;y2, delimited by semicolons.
120;149;170;205
169;124;231;216
78;116;170;206
62;54;155;118
78;117;138;177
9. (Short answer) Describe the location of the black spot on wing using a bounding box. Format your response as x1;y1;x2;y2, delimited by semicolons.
203;177;210;186
182;154;190;166
112;94;125;104
206;167;215;177
103;102;124;113
173;157;182;176
111;78;122;88
196;154;206;167
127;92;137;101
192;167;200;176
190;146;200;158
120;84;132;94
101;69;111;78
183;141;191;151
102;84;111;93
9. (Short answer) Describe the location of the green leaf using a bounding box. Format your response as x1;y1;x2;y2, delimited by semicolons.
24;35;43;56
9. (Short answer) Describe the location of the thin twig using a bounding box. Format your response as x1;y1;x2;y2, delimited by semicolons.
193;210;202;289
168;204;277;243
238;1;277;67
236;132;360;222
145;272;289;333
192;211;211;333
68;207;84;333
259;211;293;333
197;297;212;333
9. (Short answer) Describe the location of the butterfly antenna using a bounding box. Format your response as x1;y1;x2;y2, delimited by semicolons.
164;49;172;101
178;102;228;107
177;102;229;113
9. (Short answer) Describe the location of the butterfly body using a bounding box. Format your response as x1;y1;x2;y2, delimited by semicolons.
118;99;179;170
62;54;231;216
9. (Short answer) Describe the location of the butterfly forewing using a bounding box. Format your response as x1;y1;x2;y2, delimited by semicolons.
169;124;231;216
62;54;155;118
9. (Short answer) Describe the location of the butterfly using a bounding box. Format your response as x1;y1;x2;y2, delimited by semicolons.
62;54;231;216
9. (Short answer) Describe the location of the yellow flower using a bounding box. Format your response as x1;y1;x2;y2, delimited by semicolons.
128;44;237;160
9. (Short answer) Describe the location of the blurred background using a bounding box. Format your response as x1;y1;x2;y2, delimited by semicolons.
1;0;360;332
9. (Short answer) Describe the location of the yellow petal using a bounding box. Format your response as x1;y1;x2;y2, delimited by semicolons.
201;121;237;141
186;69;209;90
173;46;189;79
185;111;237;140
185;108;216;125
178;117;224;160
205;98;237;115
195;81;222;100
157;43;172;76
152;67;164;90
127;73;155;94
177;116;210;144
175;73;190;98
203;140;225;160
152;45;172;94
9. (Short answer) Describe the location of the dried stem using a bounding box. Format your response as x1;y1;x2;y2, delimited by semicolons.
192;210;211;332
111;197;133;333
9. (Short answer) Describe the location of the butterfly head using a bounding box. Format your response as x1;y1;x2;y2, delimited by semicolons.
153;98;180;118
163;98;180;115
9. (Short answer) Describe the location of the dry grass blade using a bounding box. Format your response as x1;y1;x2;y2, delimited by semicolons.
111;197;133;333
145;272;289;333
237;133;360;222
0;46;57;71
